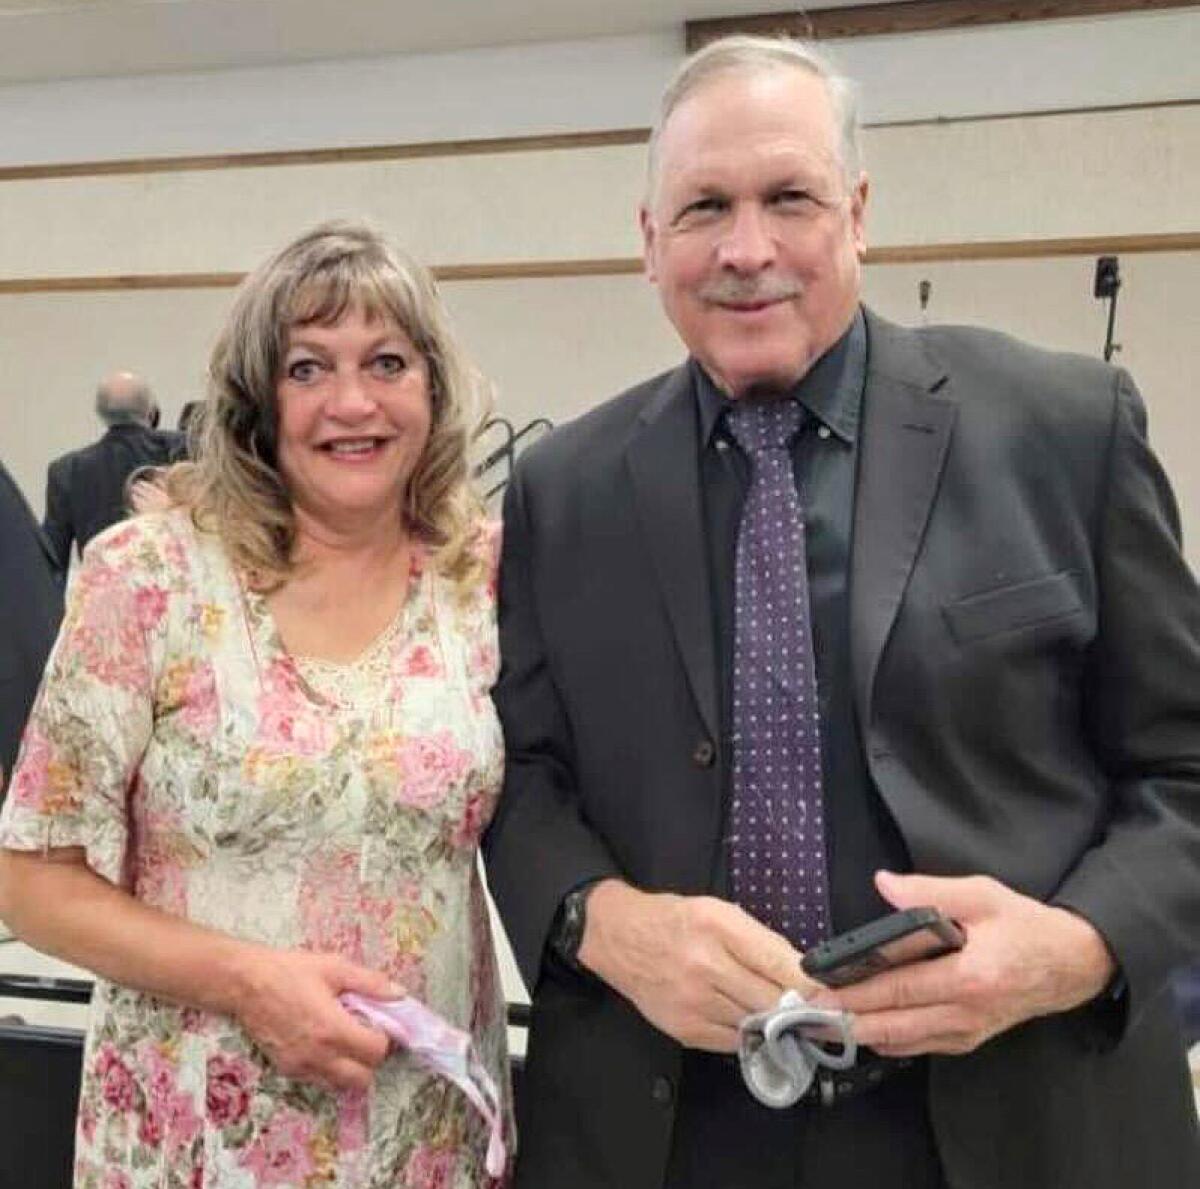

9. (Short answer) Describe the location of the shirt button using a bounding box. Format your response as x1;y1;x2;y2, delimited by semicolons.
692;740;716;768
817;425;831;440
651;1075;675;1106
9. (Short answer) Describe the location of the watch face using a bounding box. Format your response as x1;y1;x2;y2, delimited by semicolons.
556;888;588;963
565;892;584;942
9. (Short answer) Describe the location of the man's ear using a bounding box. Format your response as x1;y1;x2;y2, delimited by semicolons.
639;205;658;284
850;172;869;260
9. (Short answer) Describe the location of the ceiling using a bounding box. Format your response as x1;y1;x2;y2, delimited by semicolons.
0;0;909;85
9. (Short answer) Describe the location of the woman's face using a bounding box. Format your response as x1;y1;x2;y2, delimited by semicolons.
274;304;433;536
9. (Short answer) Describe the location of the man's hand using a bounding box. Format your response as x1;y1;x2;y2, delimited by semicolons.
578;880;820;1053
813;871;1117;1057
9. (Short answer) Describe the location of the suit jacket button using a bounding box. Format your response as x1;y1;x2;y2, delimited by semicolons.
692;740;715;768
651;1075;674;1106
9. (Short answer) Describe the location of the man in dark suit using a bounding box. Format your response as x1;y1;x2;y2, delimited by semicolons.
485;35;1200;1189
0;461;62;798
42;371;179;570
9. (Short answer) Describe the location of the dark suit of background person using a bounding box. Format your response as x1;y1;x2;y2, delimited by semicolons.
484;36;1200;1189
42;371;181;570
0;461;62;796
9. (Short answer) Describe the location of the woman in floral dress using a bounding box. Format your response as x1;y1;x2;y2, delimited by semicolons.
0;221;512;1187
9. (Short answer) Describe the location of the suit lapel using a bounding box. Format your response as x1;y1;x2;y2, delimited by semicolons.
625;367;720;743
851;311;956;730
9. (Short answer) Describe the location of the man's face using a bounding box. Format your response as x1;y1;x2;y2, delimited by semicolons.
641;68;868;398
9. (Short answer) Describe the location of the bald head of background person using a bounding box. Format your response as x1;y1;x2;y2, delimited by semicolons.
485;33;1200;1189
42;369;180;569
94;369;157;428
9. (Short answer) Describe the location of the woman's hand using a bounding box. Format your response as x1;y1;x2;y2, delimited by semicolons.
0;853;399;1092
230;947;401;1091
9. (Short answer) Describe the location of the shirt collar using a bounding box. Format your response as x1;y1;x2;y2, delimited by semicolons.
693;305;865;449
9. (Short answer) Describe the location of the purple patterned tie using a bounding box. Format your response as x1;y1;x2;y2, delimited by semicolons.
725;397;830;952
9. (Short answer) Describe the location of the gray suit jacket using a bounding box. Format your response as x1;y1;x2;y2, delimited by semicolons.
486;309;1200;1189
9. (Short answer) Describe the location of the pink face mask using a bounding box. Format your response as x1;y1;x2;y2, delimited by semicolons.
341;992;507;1178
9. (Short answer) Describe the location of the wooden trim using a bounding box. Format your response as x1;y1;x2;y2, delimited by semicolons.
865;232;1200;262
435;259;644;282
0;260;645;294
687;1;1198;48
3;97;1197;185
1;234;1195;295
868;96;1200;131
0;129;649;183
0;272;245;293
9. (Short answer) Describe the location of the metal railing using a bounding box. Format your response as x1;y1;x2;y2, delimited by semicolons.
474;415;554;500
0;971;530;1025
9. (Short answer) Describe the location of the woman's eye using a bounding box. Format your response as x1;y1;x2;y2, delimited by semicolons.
370;353;407;378
285;358;322;383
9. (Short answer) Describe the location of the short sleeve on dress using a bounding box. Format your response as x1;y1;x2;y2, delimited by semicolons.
0;517;175;885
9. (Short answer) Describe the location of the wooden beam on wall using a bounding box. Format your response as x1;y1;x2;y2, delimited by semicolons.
687;1;1198;49
0;129;648;184
2;233;1196;295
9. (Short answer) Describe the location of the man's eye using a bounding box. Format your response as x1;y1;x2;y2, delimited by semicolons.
677;197;725;222
285;359;322;383
370;353;408;378
773;189;815;206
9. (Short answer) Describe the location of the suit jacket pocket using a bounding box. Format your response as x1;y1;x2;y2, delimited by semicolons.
943;571;1083;645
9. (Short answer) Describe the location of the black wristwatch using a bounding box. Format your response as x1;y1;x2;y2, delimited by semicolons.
549;880;600;973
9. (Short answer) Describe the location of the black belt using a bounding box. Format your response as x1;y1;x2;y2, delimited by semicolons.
715;1050;915;1108
802;1054;916;1107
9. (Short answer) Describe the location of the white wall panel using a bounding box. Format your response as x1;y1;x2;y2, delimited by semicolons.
2;11;1199;167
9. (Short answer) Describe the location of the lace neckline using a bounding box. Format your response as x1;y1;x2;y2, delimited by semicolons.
236;542;429;712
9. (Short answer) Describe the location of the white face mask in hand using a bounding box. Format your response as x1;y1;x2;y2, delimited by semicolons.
341;992;507;1177
738;989;857;1109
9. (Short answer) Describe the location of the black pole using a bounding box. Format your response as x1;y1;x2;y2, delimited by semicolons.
1103;291;1119;363
1093;255;1121;362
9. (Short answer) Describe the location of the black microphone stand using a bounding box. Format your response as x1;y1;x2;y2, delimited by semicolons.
1093;256;1121;362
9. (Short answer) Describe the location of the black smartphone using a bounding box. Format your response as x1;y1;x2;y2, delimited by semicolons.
801;907;965;988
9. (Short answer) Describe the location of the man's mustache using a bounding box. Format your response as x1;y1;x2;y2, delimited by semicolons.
698;276;803;305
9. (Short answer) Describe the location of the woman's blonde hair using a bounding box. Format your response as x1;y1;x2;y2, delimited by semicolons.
165;219;488;590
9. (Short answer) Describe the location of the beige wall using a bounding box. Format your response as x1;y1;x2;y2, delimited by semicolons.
3;106;1196;280
2;104;1197;561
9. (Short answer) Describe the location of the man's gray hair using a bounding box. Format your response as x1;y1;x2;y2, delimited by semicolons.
95;372;155;427
645;35;863;202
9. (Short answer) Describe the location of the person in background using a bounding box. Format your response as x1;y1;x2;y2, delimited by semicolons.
41;371;181;571
0;220;512;1187
0;458;62;798
127;401;202;514
485;35;1200;1189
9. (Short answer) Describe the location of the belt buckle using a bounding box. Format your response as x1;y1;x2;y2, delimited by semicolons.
811;1055;914;1108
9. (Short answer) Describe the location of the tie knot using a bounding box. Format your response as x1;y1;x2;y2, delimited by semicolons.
724;398;805;456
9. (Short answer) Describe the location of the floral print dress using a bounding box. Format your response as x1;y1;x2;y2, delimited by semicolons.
0;510;512;1188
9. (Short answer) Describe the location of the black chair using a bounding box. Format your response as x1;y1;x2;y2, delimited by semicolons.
0;975;90;1189
508;1000;529;1116
0;1021;84;1189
